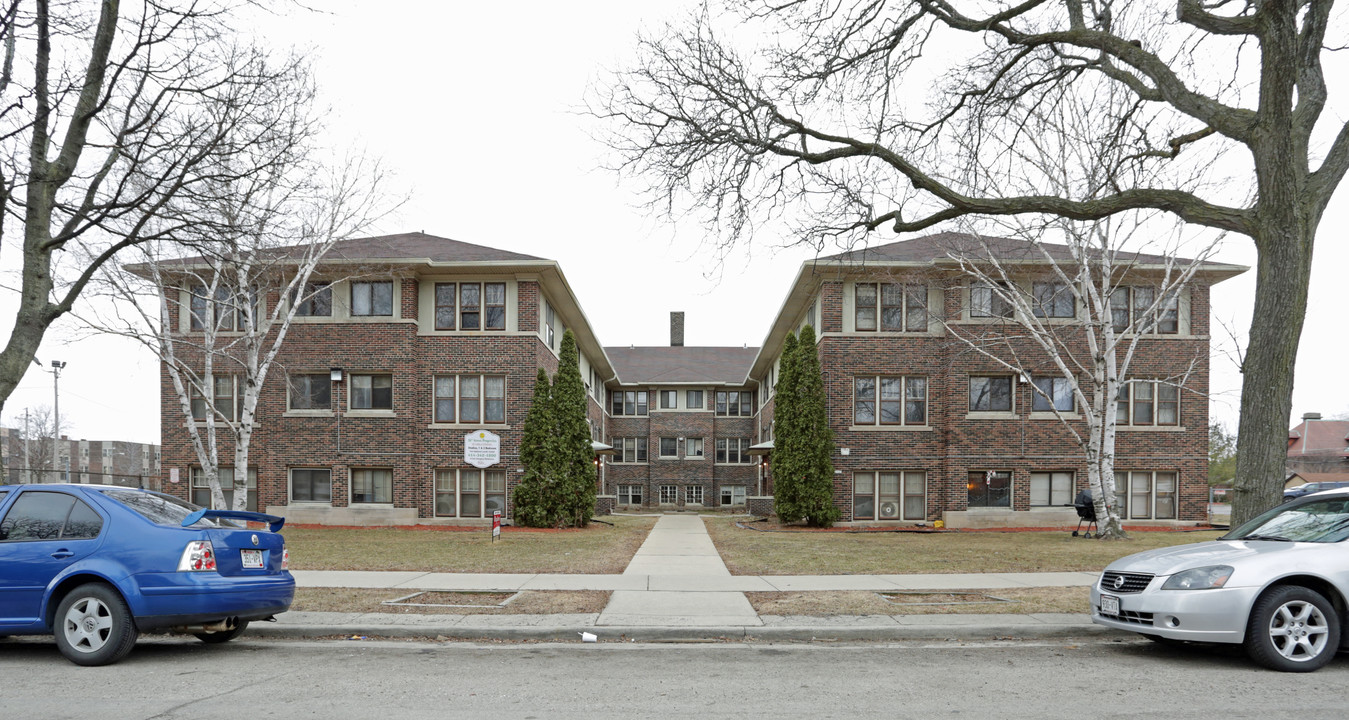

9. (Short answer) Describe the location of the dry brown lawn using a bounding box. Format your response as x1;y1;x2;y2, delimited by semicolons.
748;587;1090;616
283;516;655;574
292;587;610;615
706;518;1223;575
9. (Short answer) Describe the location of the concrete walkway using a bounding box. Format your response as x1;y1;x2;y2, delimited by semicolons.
598;514;759;627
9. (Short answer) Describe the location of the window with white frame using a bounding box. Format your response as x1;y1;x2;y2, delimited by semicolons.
454;282;507;331
854;471;926;521
659;485;678;504
351;468;393;503
288;374;331;411
970;281;1014;318
721;485;746;506
350;374;393;411
854;376;927;425
659;390;677;409
612;437;648;463
1110;286;1180;335
434;283;457;330
189;285;254;331
290;468;331;503
715;438;753;464
969;376;1014;413
1114;471;1178;519
1116;380;1179;426
434;375;506;424
1031;377;1075;413
544;300;556;348
715;390;753;416
1031;282;1075;318
968;470;1012;508
617;485;643;505
1030;471;1074;507
855;282;927;332
686;390;703;409
351;281;394;317
292;282;332;317
191;375;242;422
434;469;506;517
611;390;648;416
191;467;257;511
687;437;704;458
686;486;704;505
659;437;678;457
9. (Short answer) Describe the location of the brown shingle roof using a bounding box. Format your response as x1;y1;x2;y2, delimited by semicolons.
605;346;759;385
822;231;1199;266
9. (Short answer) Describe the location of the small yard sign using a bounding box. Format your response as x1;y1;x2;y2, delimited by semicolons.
492;510;501;542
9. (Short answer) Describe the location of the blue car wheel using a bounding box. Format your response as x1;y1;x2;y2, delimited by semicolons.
54;583;139;666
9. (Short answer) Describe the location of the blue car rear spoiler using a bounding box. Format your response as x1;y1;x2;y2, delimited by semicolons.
181;509;286;532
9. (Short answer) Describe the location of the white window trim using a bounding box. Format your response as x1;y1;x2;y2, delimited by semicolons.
288;467;333;505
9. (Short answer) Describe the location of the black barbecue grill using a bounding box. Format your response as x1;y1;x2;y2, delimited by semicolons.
1073;489;1097;538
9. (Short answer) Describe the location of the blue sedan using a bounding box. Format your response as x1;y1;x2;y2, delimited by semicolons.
0;483;294;665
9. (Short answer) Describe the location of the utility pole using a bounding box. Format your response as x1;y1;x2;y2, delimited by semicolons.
51;360;66;483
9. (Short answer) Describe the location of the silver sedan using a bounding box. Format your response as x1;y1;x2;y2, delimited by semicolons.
1092;489;1349;672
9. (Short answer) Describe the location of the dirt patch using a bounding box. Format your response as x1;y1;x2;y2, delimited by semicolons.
747;587;1091;616
292;587;610;615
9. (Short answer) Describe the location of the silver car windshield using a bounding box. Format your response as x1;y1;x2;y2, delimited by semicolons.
1224;498;1349;543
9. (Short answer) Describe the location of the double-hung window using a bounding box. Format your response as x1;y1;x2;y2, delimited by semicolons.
290;468;332;503
617;485;643;505
1110;287;1180;334
612;437;648;464
968;470;1012;508
288;374;331;411
191;467;257;511
854;471;926;521
686;486;704;505
351;468;393;504
721;485;746;506
687;438;704;458
970;281;1014;318
1031;377;1075;413
659;437;678;457
1030;471;1074;507
544;301;556;348
1032;282;1075;318
189;285;254;331
611;391;648;416
715;438;752;464
855;283;927;331
1117;380;1180;426
715;390;753;416
685;390;703;409
292;282;332;317
351;374;393;411
1114;471;1178;519
351;281;393;316
434;469;506;517
434;375;506;424
191;375;242;422
854;376;927;425
969;376;1014;413
660;390;678;409
434;283;457;330
659;485;679;504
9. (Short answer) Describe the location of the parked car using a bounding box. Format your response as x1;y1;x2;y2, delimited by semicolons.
0;484;293;666
1092;489;1349;671
1283;481;1349;502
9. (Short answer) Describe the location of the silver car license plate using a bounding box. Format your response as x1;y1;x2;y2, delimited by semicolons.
241;549;264;569
1100;594;1120;615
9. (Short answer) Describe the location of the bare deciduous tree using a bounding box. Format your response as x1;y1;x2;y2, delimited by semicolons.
596;0;1344;526
0;0;312;437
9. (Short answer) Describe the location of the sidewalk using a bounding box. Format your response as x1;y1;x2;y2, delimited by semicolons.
254;515;1115;643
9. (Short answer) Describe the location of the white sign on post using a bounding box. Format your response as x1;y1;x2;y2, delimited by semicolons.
464;430;501;469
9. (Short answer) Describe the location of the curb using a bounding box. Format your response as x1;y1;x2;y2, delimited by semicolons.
249;621;1125;643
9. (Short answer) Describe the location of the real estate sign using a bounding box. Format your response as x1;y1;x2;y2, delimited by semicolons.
464;430;501;469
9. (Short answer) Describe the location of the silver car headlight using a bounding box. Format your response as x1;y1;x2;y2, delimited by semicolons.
1161;565;1234;590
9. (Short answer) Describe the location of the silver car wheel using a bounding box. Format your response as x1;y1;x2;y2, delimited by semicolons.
1266;599;1330;662
62;596;114;654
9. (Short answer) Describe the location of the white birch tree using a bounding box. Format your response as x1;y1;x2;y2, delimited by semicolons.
929;220;1219;539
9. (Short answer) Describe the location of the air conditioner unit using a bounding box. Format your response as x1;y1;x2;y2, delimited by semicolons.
880;502;899;518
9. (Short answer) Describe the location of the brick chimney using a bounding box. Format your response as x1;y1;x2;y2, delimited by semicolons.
670;311;685;347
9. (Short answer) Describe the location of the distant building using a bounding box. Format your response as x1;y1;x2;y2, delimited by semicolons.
0;427;160;488
1287;413;1349;475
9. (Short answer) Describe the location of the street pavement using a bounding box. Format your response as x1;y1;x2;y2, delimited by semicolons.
263;515;1118;643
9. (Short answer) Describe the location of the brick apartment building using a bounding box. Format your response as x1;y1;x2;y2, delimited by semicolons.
2;428;160;488
156;231;1242;527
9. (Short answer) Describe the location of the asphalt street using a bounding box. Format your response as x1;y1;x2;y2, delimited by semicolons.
1;635;1344;719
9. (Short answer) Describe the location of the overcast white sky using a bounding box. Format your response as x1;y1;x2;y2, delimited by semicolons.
3;0;1347;445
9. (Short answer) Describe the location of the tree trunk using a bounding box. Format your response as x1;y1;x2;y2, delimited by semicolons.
1230;219;1312;527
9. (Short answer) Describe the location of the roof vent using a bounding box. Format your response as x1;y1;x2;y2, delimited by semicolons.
1304;412;1323;421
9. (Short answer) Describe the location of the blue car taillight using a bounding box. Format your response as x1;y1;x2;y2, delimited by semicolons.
177;540;217;572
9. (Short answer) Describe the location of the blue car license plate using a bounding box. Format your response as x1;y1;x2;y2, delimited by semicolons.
241;549;264;569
